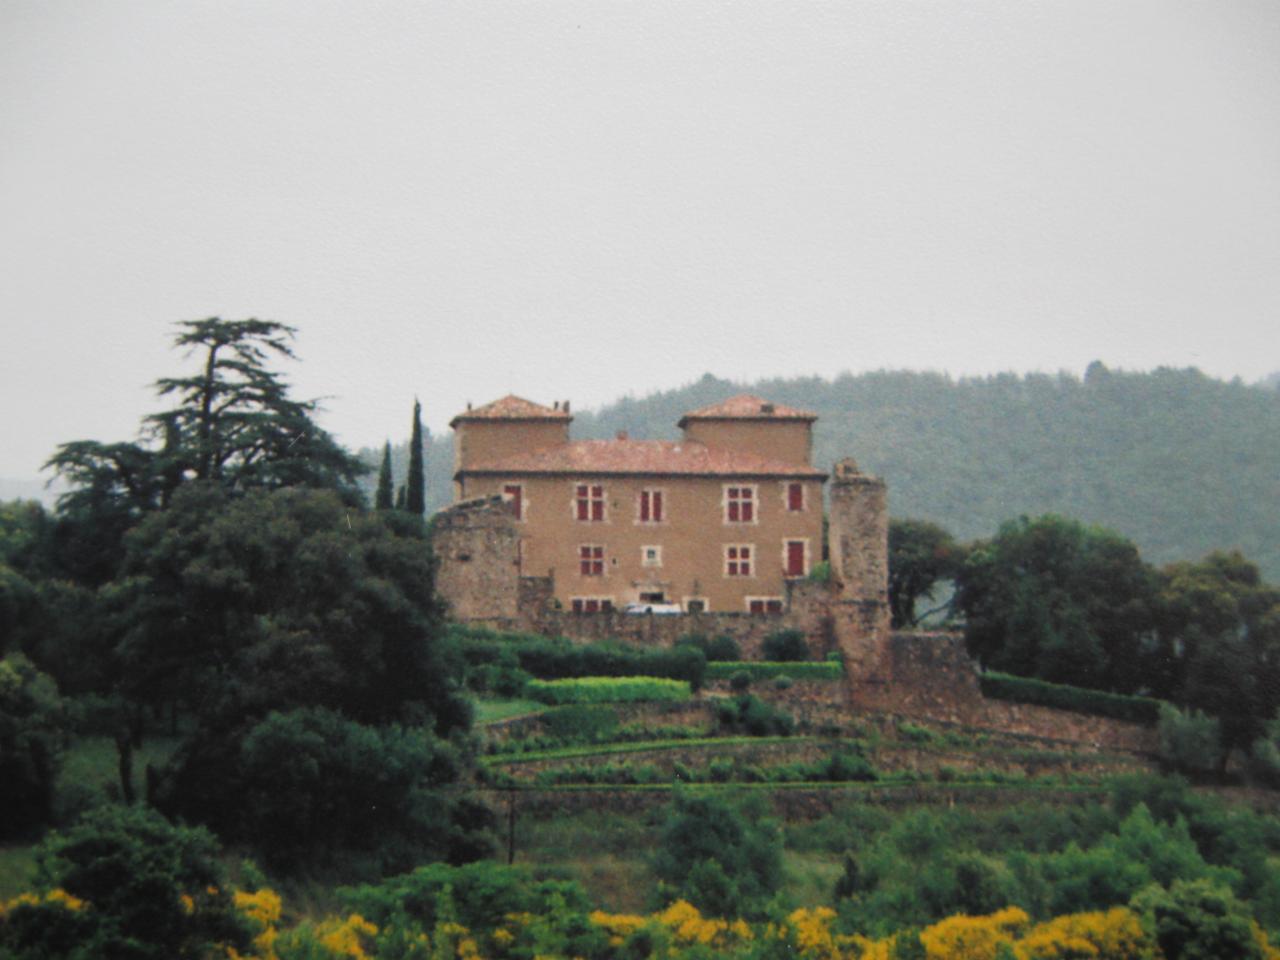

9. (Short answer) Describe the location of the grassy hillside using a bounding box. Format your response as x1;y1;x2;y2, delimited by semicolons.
366;365;1280;578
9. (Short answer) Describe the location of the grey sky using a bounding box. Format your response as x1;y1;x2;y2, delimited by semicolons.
3;1;1278;482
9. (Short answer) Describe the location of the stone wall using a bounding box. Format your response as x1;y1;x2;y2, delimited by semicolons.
433;497;522;623
851;632;1158;754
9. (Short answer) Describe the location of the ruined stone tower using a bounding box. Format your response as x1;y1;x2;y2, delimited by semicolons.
826;457;893;690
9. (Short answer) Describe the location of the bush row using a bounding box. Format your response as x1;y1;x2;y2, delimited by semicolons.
705;661;843;681
450;627;706;690
525;676;692;705
515;747;879;787
979;671;1162;725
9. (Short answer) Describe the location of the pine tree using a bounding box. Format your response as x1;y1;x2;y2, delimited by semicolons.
374;441;394;510
406;398;426;516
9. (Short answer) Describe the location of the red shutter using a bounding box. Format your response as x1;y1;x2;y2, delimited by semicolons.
504;484;522;520
750;600;764;615
786;541;805;577
640;491;650;522
788;483;803;512
742;488;754;522
592;499;604;521
653;491;663;522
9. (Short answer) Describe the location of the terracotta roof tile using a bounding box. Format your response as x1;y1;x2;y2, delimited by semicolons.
678;394;817;426
462;439;826;479
449;395;572;427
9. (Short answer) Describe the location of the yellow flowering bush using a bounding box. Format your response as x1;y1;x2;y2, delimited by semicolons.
1015;908;1152;960
919;907;1029;960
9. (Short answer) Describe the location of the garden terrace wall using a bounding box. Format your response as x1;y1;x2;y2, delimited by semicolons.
853;632;1158;755
517;578;839;660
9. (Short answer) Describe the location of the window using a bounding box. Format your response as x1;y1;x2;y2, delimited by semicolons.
787;482;804;512
748;598;784;615
503;484;523;520
639;489;664;523
684;598;708;613
575;484;605;521
726;544;752;577
785;540;807;577
641;545;662;567
571;597;613;614
639;591;666;603
725;486;755;523
579;545;604;576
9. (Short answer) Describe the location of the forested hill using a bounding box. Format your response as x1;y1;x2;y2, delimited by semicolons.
370;365;1280;579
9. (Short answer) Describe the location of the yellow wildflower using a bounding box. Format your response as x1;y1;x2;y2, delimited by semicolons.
316;913;379;960
920;906;1029;960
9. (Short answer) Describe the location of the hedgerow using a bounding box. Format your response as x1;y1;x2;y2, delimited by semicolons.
525;677;691;705
706;661;843;681
979;671;1162;724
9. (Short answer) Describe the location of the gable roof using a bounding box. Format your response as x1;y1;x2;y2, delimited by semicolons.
677;394;817;428
460;439;826;480
449;395;572;428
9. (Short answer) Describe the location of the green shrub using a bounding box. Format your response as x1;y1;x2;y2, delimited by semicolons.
773;675;794;691
453;629;707;691
0;652;66;839
2;806;252;960
706;661;843;681
762;629;811;662
524;677;691;705
1157;704;1222;776
978;671;1162;724
716;694;794;737
729;670;752;693
539;704;620;743
808;560;831;583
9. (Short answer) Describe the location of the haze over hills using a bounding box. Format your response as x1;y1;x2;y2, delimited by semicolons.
369;365;1280;580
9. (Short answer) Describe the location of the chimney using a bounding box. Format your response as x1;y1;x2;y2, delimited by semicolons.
553;400;559;410
761;402;775;414
466;401;472;410
616;430;628;441
564;400;570;413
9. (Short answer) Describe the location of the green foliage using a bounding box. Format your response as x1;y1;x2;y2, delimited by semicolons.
158;707;489;873
677;632;741;662
706;661;843;681
114;484;468;731
957;514;1160;694
1248;712;1280;787
889;519;962;628
979;671;1162;724
374;440;394;510
807;560;831;583
652;790;783;918
729;670;752;693
525;677;691;705
0;653;66;838
453;626;706;690
762;629;810;662
1157;704;1222;776
7;805;251;960
406;397;426;516
539;704;621;743
1132;879;1263;960
715;694;795;737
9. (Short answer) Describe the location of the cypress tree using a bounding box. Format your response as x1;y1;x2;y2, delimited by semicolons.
395;484;406;510
374;441;394;510
406;398;426;516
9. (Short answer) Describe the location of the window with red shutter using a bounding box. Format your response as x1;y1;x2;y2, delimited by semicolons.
579;545;604;576
726;487;755;523
786;540;806;577
726;545;752;577
503;484;523;520
576;484;605;521
639;489;665;523
787;483;803;512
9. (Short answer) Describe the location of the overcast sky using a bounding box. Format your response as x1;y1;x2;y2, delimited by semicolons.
3;1;1278;482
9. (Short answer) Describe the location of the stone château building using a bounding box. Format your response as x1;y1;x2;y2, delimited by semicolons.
448;393;827;614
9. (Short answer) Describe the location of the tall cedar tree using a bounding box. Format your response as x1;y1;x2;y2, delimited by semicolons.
406;398;426;516
375;440;394;510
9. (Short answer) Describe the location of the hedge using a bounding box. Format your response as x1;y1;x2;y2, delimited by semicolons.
525;677;692;705
449;627;705;689
978;671;1162;725
705;661;843;681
